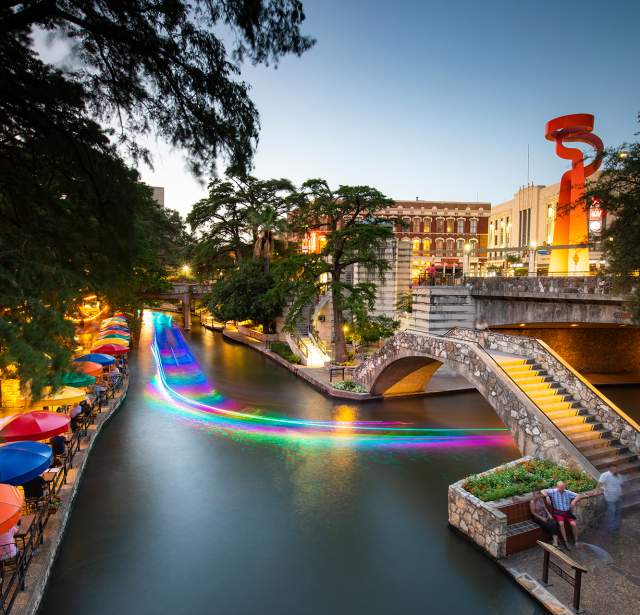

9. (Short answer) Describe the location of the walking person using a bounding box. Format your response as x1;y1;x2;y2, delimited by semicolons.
542;481;584;549
598;465;624;531
529;491;560;547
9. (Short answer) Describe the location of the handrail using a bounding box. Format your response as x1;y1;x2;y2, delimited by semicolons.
435;328;599;476
309;324;329;357
536;339;640;433
290;330;308;358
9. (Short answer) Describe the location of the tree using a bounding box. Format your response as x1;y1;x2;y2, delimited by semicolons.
187;173;294;276
206;260;284;332
1;1;314;173
586;130;640;320
0;39;187;394
282;181;395;362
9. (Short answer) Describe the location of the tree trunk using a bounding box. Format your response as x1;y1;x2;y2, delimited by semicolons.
332;282;347;363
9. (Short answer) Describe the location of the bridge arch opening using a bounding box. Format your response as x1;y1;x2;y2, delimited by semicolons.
370;356;444;397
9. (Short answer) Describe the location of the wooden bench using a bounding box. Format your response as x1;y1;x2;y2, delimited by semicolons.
498;498;550;555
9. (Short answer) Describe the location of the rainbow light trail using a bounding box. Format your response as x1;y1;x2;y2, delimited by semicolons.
146;312;513;449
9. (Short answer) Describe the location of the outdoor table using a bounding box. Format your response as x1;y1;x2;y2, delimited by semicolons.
14;514;35;551
42;470;59;496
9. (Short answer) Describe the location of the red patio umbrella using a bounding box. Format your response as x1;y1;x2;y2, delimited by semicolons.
0;411;70;443
91;344;130;355
0;485;23;533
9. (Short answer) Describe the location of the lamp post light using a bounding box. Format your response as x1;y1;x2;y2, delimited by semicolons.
528;241;537;277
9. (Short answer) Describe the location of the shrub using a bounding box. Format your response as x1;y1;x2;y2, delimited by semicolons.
332;380;367;393
270;341;301;364
463;459;597;502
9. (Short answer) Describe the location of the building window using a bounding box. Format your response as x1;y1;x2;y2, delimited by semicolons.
423;217;432;232
423;238;431;253
402;217;411;232
519;209;531;246
445;238;455;255
435;238;444;255
457;218;465;234
412;238;420;253
470;218;478;234
456;238;465;254
446;218;455;233
469;238;478;252
436;218;444;233
413;218;421;233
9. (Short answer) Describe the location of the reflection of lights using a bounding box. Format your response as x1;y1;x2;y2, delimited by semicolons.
146;312;510;449
570;324;578;327
519;323;526;327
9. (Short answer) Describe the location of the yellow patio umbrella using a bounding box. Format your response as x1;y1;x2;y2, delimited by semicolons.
95;337;129;346
27;386;86;409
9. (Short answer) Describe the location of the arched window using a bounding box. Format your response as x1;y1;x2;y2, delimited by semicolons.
423;217;432;233
446;238;455;255
456;238;465;254
423;238;431;253
412;238;420;253
470;218;478;234
436;218;444;233
435;238;444;255
446;218;455;233
413;218;421;233
457;218;465;234
469;238;478;252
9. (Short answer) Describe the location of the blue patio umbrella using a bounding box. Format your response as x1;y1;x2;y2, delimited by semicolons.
0;441;52;486
73;353;116;366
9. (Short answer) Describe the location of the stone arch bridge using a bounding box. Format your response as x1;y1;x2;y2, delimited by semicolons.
352;328;640;488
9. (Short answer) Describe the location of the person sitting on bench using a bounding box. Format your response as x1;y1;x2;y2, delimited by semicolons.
543;481;584;549
529;491;560;547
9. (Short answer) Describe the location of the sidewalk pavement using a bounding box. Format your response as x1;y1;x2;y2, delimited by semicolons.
503;508;640;615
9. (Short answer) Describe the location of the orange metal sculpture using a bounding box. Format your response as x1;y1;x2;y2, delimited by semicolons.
545;114;604;274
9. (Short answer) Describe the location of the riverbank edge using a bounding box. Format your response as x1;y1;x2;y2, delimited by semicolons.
215;324;475;401
15;378;130;615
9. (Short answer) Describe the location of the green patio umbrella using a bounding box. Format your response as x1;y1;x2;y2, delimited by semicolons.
62;372;97;387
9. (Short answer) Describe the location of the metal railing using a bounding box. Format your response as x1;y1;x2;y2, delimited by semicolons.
0;375;129;614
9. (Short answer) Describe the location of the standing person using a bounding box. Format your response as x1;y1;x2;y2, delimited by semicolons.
542;481;584;549
428;263;436;286
529;491;560;547
0;525;18;562
598;466;624;531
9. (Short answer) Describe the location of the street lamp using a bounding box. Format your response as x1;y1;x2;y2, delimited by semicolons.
181;264;191;276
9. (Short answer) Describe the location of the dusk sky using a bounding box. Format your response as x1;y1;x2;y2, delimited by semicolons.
42;1;640;216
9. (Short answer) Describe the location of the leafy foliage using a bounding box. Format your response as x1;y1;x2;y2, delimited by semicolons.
331;380;366;393
1;1;314;173
586;131;640;320
206;260;284;331
187;172;295;276
464;459;597;502
282;180;395;362
269;341;301;364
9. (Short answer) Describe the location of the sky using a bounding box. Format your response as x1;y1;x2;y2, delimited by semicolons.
36;0;640;217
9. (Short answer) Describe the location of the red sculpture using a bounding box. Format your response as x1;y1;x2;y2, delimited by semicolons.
545;114;604;274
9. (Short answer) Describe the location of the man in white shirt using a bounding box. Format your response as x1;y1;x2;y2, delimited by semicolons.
598;465;624;531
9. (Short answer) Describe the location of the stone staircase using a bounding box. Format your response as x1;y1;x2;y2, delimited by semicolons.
498;357;640;511
288;303;330;367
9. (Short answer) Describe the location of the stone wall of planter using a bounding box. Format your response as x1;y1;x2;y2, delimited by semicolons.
448;457;604;560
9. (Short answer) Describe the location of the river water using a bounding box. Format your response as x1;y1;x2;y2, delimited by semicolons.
39;313;637;614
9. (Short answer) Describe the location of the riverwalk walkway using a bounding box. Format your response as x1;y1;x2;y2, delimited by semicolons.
503;510;640;615
9;377;129;615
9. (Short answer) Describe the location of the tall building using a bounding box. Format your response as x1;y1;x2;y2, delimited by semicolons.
488;180;608;273
377;200;490;281
151;186;165;207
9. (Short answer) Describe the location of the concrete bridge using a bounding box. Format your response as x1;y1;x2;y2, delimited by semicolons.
149;283;210;329
352;327;640;508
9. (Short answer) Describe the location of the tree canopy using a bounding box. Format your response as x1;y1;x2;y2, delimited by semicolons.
586;126;640;319
282;180;395;362
1;1;314;173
